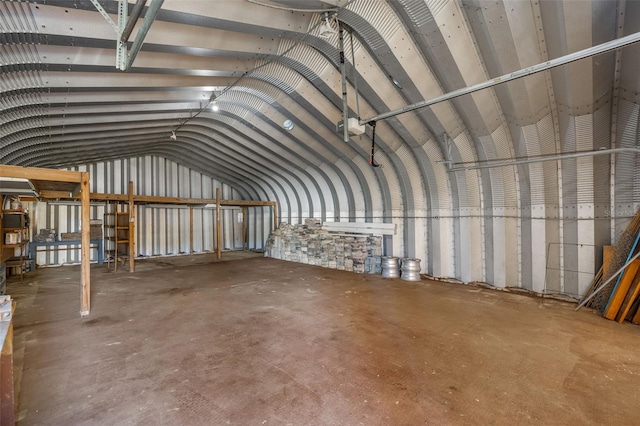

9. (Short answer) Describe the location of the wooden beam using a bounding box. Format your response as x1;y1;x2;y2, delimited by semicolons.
273;202;278;231
71;183;83;197
604;259;640;320
242;207;247;250
40;191;274;207
633;302;640;324
80;172;91;316
189;206;194;254
89;193;129;202
220;199;276;207
617;272;640;323
0;164;83;183
128;181;135;273
134;195;274;207
39;190;76;199
216;187;222;261
38;190;276;208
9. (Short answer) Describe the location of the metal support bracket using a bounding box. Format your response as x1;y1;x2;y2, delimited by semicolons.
91;0;127;70
89;0;119;32
90;0;164;71
435;133;453;166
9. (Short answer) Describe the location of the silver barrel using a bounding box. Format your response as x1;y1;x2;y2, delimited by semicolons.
400;258;421;281
381;256;400;278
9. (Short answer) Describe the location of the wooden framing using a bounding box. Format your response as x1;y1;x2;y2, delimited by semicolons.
216;188;222;261
242;207;247;250
0;165;83;183
39;190;275;207
189;206;194;255
0;165;91;317
80;172;91;314
128;181;135;273
2;166;276;315
604;259;640;320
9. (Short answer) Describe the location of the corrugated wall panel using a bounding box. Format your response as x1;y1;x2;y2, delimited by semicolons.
616;99;639;207
33;156;263;266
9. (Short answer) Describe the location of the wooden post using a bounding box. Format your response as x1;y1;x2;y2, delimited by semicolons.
273;202;278;231
0;305;15;425
242;207;247;250
80;172;91;316
604;259;640;320
189;206;194;254
216;187;222;261
128;181;135;272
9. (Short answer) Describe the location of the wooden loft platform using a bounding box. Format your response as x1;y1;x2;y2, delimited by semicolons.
1;165;278;318
0;165;91;316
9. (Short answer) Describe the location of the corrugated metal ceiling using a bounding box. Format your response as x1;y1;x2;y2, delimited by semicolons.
2;0;640;292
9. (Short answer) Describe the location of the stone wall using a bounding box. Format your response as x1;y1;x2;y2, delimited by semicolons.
265;219;382;274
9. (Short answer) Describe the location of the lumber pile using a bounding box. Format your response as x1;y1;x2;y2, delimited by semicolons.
264;219;383;274
578;208;640;324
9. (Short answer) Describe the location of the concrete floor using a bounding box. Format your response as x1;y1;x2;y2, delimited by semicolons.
9;252;640;425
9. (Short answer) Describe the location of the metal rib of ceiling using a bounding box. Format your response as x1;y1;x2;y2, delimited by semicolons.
2;0;640;296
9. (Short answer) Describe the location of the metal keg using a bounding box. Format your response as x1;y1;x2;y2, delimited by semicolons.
401;258;421;281
381;256;400;278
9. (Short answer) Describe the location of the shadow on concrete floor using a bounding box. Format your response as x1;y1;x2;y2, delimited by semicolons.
8;254;640;425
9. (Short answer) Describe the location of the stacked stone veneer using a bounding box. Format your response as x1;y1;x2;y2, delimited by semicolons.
265;219;382;274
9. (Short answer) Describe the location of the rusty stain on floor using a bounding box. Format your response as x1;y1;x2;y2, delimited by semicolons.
9;252;640;425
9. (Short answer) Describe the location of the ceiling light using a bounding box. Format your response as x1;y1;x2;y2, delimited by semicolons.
390;75;403;89
283;119;294;131
170;131;177;140
211;102;219;112
318;12;337;38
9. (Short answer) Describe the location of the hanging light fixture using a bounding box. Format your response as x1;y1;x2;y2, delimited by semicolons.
318;12;337;38
209;92;219;111
283;119;294;131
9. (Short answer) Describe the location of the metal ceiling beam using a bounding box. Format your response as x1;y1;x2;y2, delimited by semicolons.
126;0;164;70
121;0;148;42
89;0;119;33
361;30;640;125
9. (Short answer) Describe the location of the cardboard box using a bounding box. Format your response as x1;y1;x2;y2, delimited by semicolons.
60;232;82;241
4;233;20;245
90;224;103;239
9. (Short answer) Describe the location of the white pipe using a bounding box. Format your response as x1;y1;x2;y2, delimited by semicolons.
448;148;640;172
361;31;640;124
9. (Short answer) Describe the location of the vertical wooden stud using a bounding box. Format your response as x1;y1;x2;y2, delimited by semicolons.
80;172;91;315
216;187;222;261
273;202;278;232
128;181;135;272
189;206;194;254
242;207;247;250
604;259;640;320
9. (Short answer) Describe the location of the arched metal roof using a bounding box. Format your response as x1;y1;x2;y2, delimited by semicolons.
2;0;639;295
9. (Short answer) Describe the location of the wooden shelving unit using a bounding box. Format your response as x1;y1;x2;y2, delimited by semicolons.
104;204;131;272
1;209;30;283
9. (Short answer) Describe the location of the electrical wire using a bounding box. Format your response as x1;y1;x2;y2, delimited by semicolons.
369;121;379;167
171;1;357;135
349;30;361;120
247;0;338;13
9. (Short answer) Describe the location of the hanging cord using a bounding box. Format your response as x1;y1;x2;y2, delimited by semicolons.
369;121;380;167
171;2;357;135
349;30;361;121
